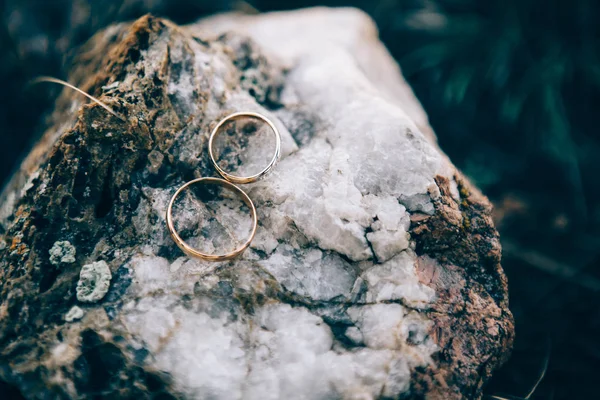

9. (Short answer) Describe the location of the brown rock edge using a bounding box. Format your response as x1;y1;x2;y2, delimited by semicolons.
411;174;514;398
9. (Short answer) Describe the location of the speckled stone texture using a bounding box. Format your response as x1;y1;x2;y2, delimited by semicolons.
0;8;513;400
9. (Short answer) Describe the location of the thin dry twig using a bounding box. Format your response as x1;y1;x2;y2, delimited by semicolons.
28;76;126;121
483;339;551;400
233;0;260;14
524;340;551;399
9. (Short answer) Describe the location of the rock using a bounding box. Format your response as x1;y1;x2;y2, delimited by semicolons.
0;0;230;186
0;8;513;400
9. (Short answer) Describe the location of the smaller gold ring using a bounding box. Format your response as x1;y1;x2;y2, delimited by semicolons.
166;177;257;261
208;111;281;184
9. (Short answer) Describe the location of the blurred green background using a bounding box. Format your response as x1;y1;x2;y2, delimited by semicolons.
1;0;599;398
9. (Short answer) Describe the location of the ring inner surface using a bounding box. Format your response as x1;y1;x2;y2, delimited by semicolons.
211;114;277;179
170;180;254;256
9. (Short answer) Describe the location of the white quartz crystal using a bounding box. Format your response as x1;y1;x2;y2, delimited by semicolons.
118;7;458;399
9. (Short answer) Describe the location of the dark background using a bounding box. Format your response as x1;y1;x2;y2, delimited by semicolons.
1;0;599;399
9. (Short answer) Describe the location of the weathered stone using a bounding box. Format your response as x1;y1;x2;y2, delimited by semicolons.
0;8;513;399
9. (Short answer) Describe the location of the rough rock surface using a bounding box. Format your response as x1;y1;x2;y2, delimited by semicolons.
0;8;514;400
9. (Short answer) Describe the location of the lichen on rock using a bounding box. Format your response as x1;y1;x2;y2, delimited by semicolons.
76;261;112;303
64;305;85;322
49;240;77;265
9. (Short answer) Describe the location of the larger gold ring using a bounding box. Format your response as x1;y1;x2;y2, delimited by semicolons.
166;177;257;261
208;111;281;184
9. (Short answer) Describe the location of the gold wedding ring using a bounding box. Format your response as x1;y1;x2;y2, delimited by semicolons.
166;177;257;261
209;111;281;184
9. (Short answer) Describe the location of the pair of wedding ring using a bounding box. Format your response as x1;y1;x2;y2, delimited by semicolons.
166;112;281;261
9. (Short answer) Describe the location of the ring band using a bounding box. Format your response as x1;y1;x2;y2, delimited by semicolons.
208;111;281;184
166;177;257;261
